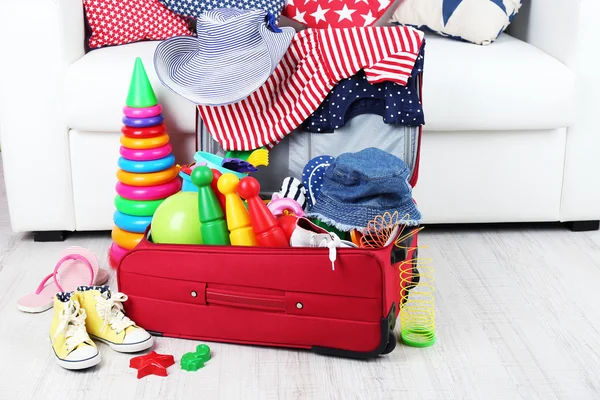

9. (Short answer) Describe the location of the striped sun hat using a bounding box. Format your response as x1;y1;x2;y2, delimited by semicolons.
154;8;295;106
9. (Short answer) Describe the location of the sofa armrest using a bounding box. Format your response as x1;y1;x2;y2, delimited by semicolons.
508;0;581;67
511;0;600;221
57;0;87;66
0;0;86;232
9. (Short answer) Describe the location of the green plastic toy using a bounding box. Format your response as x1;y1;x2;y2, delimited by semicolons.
126;57;158;108
150;192;203;245
181;344;211;372
191;166;231;245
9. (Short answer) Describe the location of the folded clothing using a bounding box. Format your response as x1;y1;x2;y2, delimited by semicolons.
302;45;425;133
197;26;425;151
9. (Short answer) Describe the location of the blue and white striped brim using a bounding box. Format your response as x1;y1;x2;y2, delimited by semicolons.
154;8;295;106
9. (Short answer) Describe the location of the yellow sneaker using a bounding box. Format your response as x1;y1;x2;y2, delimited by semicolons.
50;292;101;370
76;286;153;353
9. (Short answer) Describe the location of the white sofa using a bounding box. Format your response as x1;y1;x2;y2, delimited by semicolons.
0;0;599;238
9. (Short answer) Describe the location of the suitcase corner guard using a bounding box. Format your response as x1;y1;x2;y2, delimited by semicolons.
311;304;397;359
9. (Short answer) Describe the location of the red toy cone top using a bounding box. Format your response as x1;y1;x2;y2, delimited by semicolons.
238;177;274;234
126;57;158;108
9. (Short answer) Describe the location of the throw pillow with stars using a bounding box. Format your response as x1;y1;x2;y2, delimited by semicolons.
83;0;194;49
283;0;394;28
158;0;287;22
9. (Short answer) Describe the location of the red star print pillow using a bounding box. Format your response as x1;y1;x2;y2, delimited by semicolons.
283;0;394;28
84;0;193;49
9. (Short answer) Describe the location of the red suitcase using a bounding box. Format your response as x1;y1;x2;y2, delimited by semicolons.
117;226;418;358
117;49;424;358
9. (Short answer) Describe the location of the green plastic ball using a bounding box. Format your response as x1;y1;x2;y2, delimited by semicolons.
150;192;203;245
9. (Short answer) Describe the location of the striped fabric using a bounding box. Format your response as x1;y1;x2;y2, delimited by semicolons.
154;8;295;106
197;26;425;151
275;177;308;210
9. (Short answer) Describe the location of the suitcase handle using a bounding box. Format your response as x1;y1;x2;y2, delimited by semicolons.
206;288;286;312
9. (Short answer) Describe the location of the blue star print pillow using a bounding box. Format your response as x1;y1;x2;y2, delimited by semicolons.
158;0;287;22
390;0;523;45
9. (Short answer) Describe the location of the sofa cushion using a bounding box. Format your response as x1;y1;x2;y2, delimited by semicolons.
62;33;575;134
421;33;575;131
63;41;197;135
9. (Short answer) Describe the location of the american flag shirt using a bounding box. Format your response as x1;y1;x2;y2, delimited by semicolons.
198;26;425;151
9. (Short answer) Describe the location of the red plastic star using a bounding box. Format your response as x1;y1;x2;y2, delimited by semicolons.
129;351;175;379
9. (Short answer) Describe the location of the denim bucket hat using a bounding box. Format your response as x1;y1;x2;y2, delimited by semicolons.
154;8;295;106
306;147;421;231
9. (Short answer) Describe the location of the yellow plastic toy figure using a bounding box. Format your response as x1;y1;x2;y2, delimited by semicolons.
217;173;258;246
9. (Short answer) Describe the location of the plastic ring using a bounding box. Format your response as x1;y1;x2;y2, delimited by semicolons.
113;211;153;233
123;105;162;118
109;242;129;269
114;195;163;216
116;179;181;201
111;226;144;250
121;124;166;139
122;114;164;128
116;166;179;187
120;144;172;161
120;134;169;150
118;154;175;173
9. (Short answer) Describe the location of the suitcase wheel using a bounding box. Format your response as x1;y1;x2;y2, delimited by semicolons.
382;330;397;355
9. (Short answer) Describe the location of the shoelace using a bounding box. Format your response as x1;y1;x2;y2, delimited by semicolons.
53;300;89;351
95;292;135;334
310;233;342;271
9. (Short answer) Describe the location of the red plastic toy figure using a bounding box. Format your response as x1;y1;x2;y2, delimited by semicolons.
237;177;289;247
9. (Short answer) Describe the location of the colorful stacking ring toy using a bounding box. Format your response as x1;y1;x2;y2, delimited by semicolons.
120;143;173;161
111;226;144;250
122;114;164;128
109;242;129;269
114;196;163;217
116;179;181;201
113;211;153;233
116;166;179;187
120;134;169;150
121;123;166;139
118;154;175;173
122;105;162;118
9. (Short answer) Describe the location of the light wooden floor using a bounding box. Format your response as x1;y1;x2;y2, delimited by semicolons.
1;173;600;399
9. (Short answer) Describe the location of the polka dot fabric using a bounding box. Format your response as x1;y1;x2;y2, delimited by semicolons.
56;292;72;303
83;0;194;49
302;156;335;210
303;46;425;133
77;285;111;298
